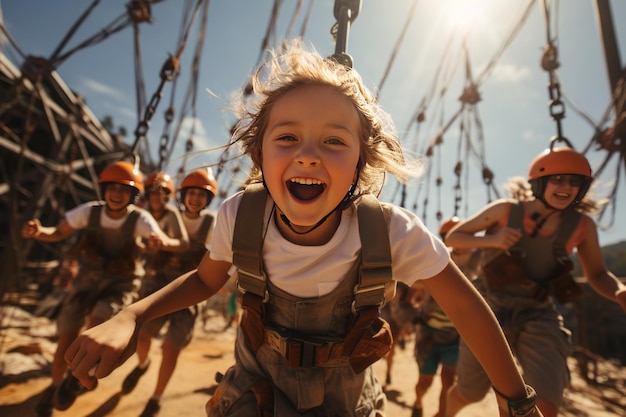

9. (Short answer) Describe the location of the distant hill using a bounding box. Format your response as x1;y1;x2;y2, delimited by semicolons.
572;240;626;278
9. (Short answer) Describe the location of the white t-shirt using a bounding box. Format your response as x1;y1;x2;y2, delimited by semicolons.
209;191;450;298
181;209;216;247
65;201;166;239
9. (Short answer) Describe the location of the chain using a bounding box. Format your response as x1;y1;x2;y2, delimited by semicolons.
131;55;179;155
540;0;568;146
543;43;566;141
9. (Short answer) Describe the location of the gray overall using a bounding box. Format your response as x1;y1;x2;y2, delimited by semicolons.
456;202;581;406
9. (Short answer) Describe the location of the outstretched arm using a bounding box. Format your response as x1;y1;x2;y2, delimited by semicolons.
65;254;231;388
576;219;626;312
21;219;75;242
422;262;543;417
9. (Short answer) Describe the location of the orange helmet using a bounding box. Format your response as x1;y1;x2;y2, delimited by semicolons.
179;168;218;196
145;171;175;196
527;147;592;206
98;161;144;193
528;147;592;180
439;216;461;239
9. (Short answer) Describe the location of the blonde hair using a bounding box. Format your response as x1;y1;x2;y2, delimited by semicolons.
231;40;423;197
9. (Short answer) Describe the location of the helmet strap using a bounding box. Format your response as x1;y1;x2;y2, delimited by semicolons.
262;163;360;236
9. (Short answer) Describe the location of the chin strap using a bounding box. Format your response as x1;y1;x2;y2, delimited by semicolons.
276;179;358;236
278;210;337;235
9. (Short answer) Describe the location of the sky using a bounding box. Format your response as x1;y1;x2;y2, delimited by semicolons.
1;0;625;246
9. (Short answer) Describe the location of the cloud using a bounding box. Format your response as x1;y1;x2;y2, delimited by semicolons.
79;77;126;100
490;63;531;83
522;129;536;142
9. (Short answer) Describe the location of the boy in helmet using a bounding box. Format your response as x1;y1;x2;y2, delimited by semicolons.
122;169;217;417
21;161;185;416
445;144;626;417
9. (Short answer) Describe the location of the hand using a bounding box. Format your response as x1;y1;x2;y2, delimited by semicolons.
490;227;522;251
64;310;140;389
146;232;163;250
21;219;41;239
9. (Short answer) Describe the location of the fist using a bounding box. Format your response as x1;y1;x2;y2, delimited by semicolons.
146;233;163;250
21;219;41;239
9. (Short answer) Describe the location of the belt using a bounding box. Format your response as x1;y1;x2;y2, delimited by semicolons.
263;328;344;368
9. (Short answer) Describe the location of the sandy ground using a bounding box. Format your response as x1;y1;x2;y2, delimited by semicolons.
0;313;498;417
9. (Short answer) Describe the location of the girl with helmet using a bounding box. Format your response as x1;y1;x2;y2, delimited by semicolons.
65;42;543;417
21;160;185;416
121;169;217;417
445;145;626;417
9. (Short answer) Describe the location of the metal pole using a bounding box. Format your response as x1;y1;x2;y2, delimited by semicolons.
593;0;623;110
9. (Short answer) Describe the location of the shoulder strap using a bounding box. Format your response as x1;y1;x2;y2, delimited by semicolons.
232;183;269;299
506;201;524;229
504;201;525;253
122;207;141;237
353;195;394;311
197;213;215;242
87;204;103;229
553;208;581;260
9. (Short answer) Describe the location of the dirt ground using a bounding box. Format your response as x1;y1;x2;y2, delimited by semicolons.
0;311;499;417
1;307;623;417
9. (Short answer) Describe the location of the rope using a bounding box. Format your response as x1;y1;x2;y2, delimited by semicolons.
256;0;284;66
299;0;316;38
375;0;420;99
172;0;210;175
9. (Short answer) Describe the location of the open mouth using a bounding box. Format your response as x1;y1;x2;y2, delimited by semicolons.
287;178;325;201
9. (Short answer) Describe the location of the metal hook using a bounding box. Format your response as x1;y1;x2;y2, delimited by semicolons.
329;0;362;68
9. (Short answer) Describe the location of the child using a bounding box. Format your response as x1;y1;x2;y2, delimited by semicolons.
410;217;479;417
122;170;217;417
120;171;193;417
176;168;218;272
21;161;184;416
445;144;626;417
64;41;543;417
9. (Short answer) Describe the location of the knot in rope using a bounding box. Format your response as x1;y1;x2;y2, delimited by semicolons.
454;161;463;177
160;56;180;81
482;167;494;185
164;106;175;123
127;0;152;24
541;43;560;72
459;85;481;105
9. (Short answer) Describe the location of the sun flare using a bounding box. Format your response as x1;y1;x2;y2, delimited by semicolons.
443;0;496;34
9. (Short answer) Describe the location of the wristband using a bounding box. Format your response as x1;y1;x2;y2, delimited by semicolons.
493;384;537;417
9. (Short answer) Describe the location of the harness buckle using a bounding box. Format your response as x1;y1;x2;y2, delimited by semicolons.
352;283;387;313
236;269;270;302
264;328;287;356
